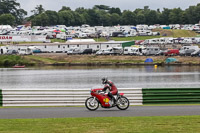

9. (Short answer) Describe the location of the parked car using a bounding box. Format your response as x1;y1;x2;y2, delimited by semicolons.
79;48;93;54
179;46;199;56
67;47;81;55
191;50;200;57
164;49;179;56
96;49;106;55
18;48;33;55
155;49;168;56
96;48;113;55
180;49;196;56
6;49;18;55
32;49;42;53
96;47;123;55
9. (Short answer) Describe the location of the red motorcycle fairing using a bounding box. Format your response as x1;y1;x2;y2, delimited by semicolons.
119;93;124;96
91;88;112;107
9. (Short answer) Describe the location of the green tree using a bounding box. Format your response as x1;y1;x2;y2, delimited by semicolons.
0;13;15;25
0;0;27;24
45;10;59;26
31;13;48;26
185;4;200;24
58;6;71;12
145;10;159;25
95;10;112;26
86;9;99;26
75;7;86;14
110;13;120;25
29;3;200;26
94;5;110;10
134;9;145;24
195;4;200;23
31;5;45;15
121;10;136;25
58;10;75;26
169;8;183;24
160;8;171;24
82;11;90;25
72;11;86;26
109;7;121;15
16;9;27;24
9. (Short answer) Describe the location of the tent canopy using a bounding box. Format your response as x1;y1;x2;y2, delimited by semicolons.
144;58;153;63
165;58;177;63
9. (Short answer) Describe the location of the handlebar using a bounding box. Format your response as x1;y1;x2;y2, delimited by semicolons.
97;90;106;94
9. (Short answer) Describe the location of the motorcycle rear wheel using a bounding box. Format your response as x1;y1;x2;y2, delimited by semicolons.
116;96;129;110
85;97;99;111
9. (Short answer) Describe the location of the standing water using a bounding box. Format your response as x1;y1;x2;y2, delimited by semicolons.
0;66;200;89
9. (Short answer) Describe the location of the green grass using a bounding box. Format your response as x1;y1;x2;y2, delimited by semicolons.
0;116;200;133
94;36;162;42
111;36;161;41
0;55;35;67
51;39;66;43
94;37;108;42
170;29;197;38
153;29;197;38
89;29;198;42
17;42;44;44
25;55;57;64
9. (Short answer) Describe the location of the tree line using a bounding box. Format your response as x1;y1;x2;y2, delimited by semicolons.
0;0;200;26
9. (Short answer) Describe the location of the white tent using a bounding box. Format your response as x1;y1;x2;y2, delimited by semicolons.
0;25;13;30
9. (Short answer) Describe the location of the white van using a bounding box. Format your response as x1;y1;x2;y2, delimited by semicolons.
133;47;147;56
123;47;137;55
0;46;7;54
56;32;67;40
18;48;33;55
179;46;199;55
96;47;123;55
143;47;160;56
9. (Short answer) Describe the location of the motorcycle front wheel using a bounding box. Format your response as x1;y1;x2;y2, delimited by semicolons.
116;96;129;110
85;97;99;111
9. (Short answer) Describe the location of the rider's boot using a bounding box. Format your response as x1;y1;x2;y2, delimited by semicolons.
112;98;116;106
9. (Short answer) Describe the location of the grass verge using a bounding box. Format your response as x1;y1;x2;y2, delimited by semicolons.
24;55;58;64
152;29;197;38
0;116;200;133
1;55;200;67
0;55;35;67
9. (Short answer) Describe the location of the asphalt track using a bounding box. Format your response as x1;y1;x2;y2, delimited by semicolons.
0;105;200;119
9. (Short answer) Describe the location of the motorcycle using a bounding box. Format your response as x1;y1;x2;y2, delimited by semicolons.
85;88;129;111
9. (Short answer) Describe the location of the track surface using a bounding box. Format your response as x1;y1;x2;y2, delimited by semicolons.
0;105;200;119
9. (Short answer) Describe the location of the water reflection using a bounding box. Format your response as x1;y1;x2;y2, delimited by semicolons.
0;65;200;89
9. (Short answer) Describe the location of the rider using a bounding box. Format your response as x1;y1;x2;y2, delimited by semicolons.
101;77;118;105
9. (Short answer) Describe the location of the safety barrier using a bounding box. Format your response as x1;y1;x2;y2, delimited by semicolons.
0;89;2;106
0;88;143;106
1;88;200;107
143;88;200;104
